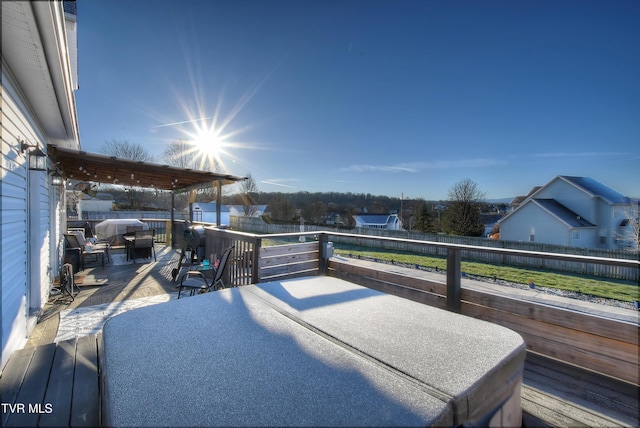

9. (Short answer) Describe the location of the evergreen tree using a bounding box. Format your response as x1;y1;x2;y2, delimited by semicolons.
413;202;435;233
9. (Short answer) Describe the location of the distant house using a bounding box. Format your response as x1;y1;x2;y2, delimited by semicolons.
353;214;403;231
227;204;267;218
189;203;267;225
508;187;541;212
189;203;232;225
324;212;344;226
77;199;114;217
499;176;637;249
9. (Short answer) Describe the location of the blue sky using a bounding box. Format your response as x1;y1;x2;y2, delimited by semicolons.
75;0;639;200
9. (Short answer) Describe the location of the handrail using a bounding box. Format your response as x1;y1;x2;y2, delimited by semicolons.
203;227;639;313
210;228;640;268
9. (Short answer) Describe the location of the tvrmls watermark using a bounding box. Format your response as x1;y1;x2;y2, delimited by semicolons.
2;402;53;415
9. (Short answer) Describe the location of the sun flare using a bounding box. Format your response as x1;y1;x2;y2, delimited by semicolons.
193;128;222;157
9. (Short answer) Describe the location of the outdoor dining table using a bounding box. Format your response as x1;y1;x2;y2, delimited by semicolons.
101;276;525;427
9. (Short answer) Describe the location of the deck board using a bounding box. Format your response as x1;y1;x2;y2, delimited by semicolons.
5;343;56;427
39;339;76;427
1;347;36;426
70;336;100;427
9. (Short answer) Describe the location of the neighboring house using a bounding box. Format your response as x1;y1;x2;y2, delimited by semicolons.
509;186;542;212
353;214;403;231
499;176;637;250
227;204;267;218
77;199;115;217
191;203;267;225
324;212;344;226
189;203;232;225
2;1;80;368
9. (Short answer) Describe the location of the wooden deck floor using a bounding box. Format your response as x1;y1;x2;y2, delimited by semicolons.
1;246;638;427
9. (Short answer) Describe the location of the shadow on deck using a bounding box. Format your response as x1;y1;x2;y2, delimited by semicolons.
1;245;638;427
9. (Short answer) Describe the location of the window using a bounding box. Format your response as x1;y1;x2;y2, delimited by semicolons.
599;229;608;245
529;227;535;242
573;231;580;240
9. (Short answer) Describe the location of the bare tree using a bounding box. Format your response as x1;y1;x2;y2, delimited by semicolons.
616;202;640;250
99;140;155;209
303;198;327;225
442;178;485;236
100;139;155;162
239;174;260;216
163;139;197;169
267;194;295;222
162;139;221;202
447;177;485;203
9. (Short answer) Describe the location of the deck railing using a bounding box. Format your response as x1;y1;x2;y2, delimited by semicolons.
232;217;639;281
201;227;639;384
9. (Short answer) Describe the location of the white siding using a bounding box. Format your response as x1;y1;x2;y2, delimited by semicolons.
537;179;593;222
1;71;63;369
500;203;571;246
569;228;598;249
2;0;77;370
1;80;30;368
30;169;52;314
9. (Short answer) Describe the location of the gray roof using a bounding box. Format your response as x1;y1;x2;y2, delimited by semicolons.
192;202;231;212
509;186;542;206
533;199;596;228
354;214;393;225
560;176;630;204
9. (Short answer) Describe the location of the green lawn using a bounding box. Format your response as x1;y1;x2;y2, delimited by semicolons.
262;238;638;302
333;246;639;303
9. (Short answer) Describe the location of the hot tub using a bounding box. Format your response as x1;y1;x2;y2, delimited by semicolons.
101;276;525;427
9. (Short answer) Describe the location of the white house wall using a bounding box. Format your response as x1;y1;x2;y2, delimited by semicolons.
1;69;62;369
31;169;53;314
595;198;613;247
536;179;594;222
500;202;571;245
2;74;31;369
571;228;598;249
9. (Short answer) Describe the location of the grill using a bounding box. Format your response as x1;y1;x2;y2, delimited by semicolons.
176;223;206;263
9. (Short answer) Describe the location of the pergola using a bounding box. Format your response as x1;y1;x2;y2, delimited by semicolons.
48;145;247;239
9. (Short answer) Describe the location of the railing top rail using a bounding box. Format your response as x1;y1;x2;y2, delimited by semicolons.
204;227;640;269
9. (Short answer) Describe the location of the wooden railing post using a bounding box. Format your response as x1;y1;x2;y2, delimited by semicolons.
318;233;328;275
447;248;461;313
252;237;262;284
164;220;172;246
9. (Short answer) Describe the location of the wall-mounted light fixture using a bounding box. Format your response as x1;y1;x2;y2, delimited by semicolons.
20;139;47;171
50;170;64;186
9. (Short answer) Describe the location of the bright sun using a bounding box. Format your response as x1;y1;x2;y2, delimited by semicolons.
193;129;222;157
185;120;229;172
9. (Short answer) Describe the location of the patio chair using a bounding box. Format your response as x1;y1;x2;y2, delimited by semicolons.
132;229;156;263
68;230;111;263
126;225;144;234
64;233;106;270
177;245;234;298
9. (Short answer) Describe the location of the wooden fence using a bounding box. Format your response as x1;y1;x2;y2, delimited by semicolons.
199;226;639;384
231;216;639;282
